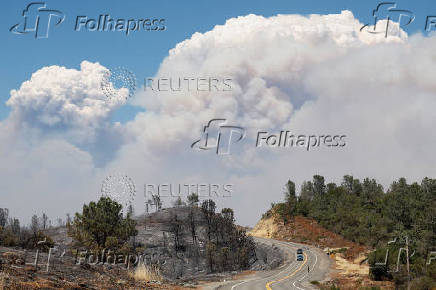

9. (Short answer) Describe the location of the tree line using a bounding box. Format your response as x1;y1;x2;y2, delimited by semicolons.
0;209;57;249
271;175;436;289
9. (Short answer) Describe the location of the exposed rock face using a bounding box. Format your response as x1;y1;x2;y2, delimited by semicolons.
249;215;278;239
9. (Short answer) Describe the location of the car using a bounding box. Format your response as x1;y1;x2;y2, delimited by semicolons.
297;254;304;261
297;248;303;254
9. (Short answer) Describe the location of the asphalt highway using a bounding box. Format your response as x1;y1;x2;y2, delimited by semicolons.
211;237;332;290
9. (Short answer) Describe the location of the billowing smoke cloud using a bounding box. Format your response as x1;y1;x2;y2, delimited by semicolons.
7;61;126;146
3;11;436;226
6;61;127;166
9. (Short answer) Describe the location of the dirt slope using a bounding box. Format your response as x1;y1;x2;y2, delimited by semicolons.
249;212;394;289
250;215;367;259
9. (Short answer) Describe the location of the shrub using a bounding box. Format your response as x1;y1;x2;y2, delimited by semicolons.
410;276;436;290
21;231;54;250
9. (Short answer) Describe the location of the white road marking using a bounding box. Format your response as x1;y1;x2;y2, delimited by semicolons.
230;280;247;290
292;249;318;290
231;239;300;289
230;238;321;290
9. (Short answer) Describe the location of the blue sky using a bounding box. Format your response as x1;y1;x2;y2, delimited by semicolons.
2;0;436;225
1;0;435;123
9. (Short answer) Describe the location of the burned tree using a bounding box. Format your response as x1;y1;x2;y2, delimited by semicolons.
187;208;197;244
152;194;162;211
0;208;9;228
169;214;184;252
201;199;216;242
41;213;48;230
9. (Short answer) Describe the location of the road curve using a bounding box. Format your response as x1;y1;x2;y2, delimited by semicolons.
212;237;332;290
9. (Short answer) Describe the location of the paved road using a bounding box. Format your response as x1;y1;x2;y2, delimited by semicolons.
210;237;332;290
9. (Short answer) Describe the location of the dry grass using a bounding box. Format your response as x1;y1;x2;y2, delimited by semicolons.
0;272;9;289
130;265;163;282
335;253;369;276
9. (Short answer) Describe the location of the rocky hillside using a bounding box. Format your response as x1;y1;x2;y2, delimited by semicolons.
0;206;284;289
